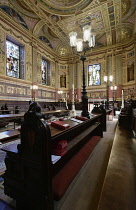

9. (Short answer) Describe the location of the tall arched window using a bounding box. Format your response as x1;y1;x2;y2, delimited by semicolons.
41;57;50;85
6;40;20;78
6;37;24;79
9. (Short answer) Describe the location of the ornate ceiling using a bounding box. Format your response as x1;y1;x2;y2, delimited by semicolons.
0;0;136;56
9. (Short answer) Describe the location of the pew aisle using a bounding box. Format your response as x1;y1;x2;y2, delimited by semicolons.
0;117;117;210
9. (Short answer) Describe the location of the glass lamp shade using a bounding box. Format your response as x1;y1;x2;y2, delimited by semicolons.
111;86;113;90
76;38;83;52
114;86;117;90
83;25;91;42
69;31;77;47
89;34;95;47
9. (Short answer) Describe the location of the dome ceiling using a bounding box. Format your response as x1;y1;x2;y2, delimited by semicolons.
1;0;136;56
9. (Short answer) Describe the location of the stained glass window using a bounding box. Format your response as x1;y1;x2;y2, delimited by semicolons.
6;40;20;78
88;64;101;86
41;59;49;85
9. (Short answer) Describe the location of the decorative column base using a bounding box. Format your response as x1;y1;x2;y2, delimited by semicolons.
70;104;76;117
81;94;90;118
70;110;76;117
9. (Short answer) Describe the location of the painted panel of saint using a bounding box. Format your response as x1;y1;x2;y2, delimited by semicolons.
60;75;66;88
127;62;134;82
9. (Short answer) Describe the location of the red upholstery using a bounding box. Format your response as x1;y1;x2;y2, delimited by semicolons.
51;121;70;130
76;116;88;121
52;136;101;200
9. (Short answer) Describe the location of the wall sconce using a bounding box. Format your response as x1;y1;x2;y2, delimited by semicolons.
110;86;117;91
104;75;113;83
58;90;63;94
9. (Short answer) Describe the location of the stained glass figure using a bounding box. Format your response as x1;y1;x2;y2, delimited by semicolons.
6;40;20;78
41;59;48;85
88;64;101;86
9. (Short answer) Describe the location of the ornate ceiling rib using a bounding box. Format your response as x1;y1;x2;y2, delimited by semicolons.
21;0;68;42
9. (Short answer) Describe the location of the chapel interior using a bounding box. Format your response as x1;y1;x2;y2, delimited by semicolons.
0;0;136;210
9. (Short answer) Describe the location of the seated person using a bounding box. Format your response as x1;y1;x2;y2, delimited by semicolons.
15;105;19;114
28;101;41;113
27;101;45;119
1;105;5;114
4;103;9;114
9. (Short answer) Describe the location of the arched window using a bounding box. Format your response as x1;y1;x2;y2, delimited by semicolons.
6;37;24;79
41;57;50;85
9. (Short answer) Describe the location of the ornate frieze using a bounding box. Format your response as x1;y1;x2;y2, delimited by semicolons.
0;85;4;93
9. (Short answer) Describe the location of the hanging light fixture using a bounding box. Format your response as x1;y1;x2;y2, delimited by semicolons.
69;24;96;53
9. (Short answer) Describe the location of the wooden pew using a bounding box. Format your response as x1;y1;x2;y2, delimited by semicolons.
91;104;112;131
118;103;135;128
131;108;136;137
2;111;103;210
0;129;20;143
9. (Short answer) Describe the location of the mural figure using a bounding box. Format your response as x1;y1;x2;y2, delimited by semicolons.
0;6;28;29
127;62;134;82
60;75;66;88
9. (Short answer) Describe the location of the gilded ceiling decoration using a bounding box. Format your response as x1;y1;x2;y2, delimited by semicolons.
121;27;133;41
0;0;136;55
122;0;131;17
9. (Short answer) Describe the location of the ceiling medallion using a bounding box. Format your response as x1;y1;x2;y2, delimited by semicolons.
38;0;93;15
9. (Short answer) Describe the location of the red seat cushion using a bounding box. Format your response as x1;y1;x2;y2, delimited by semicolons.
52;136;101;200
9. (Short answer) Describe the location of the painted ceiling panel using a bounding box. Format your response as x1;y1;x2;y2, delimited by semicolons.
0;0;136;55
